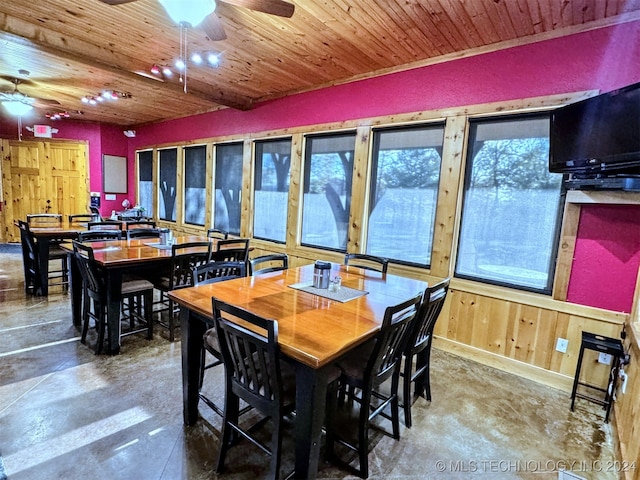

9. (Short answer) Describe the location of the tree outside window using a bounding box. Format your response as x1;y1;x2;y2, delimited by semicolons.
214;143;243;235
367;124;445;266
158;148;177;222
456;113;564;293
184;145;206;226
301;133;356;251
253;139;291;243
137;150;153;215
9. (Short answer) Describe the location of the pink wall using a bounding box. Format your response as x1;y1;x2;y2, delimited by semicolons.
2;20;639;312
567;206;640;313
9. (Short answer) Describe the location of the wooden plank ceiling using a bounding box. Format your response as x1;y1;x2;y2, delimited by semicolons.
0;0;639;127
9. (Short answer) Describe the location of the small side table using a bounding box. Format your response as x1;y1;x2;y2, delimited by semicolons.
570;331;624;423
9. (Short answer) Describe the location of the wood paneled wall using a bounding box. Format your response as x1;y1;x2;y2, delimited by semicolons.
1;138;89;242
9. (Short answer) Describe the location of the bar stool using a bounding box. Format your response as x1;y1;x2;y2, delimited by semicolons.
570;331;624;423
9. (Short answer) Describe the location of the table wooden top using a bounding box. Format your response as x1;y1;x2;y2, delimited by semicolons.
61;236;212;268
20;220;87;236
169;264;428;369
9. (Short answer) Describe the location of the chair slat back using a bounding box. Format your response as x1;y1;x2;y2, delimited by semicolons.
344;253;389;274
170;241;212;289
207;228;229;240
78;230;123;242
18;220;40;291
213;298;282;412
369;293;422;384
88;221;123;231
69;214;99;224
125;220;157;230
127;228;161;239
193;261;246;286
27;214;62;226
211;238;250;263
72;241;105;296
249;254;288;276
409;278;450;354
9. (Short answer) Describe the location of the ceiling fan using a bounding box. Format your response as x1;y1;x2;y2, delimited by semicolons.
99;0;295;41
0;78;61;116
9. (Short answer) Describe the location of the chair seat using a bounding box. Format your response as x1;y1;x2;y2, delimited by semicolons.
48;245;68;258
203;328;220;355
336;340;375;380
122;278;154;294
153;276;171;291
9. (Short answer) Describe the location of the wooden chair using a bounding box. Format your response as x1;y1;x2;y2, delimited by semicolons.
401;278;450;427
325;292;422;478
87;221;123;231
68;213;99;224
211;298;296;479
26;213;62;226
211;238;250;268
344;253;389;274
206;228;228;240
153;241;212;341
17;220;42;295
78;230;123;242
249;253;289;276
193;261;247;417
72;241;154;354
125;220;157;230
127;228;161;239
26;213;68;290
90;206;103;221
193;261;246;286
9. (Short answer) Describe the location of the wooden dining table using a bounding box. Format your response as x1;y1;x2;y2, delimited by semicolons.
62;235;212;354
168;263;428;479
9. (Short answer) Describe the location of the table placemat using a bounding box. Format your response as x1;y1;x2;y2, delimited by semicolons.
289;281;368;303
144;242;172;250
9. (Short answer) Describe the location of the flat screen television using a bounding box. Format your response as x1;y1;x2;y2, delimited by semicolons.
549;82;640;176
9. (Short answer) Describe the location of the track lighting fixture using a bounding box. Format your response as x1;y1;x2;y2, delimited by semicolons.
81;91;131;105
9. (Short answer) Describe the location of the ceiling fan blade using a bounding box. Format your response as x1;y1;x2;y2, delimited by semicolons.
200;13;227;41
221;0;295;18
99;0;140;4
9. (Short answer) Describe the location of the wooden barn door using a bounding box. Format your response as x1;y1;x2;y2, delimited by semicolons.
1;138;89;242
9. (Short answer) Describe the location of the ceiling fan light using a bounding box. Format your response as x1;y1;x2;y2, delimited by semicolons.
207;53;220;67
159;0;216;27
175;58;186;70
191;52;203;64
162;66;173;76
2;100;33;116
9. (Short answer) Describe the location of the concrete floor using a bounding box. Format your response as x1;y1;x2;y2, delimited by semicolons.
0;246;621;479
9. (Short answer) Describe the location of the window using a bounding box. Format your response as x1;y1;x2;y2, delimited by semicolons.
158;148;178;222
366;124;445;266
214;142;243;235
455;113;564;293
137;150;153;216
301;132;356;250
253;139;291;243
184;145;207;226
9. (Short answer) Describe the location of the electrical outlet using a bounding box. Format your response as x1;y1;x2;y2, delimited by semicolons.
556;338;569;353
598;353;612;365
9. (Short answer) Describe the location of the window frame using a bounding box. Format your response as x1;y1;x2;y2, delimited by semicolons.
252;137;293;244
365;122;446;268
454;111;565;295
300;131;358;252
